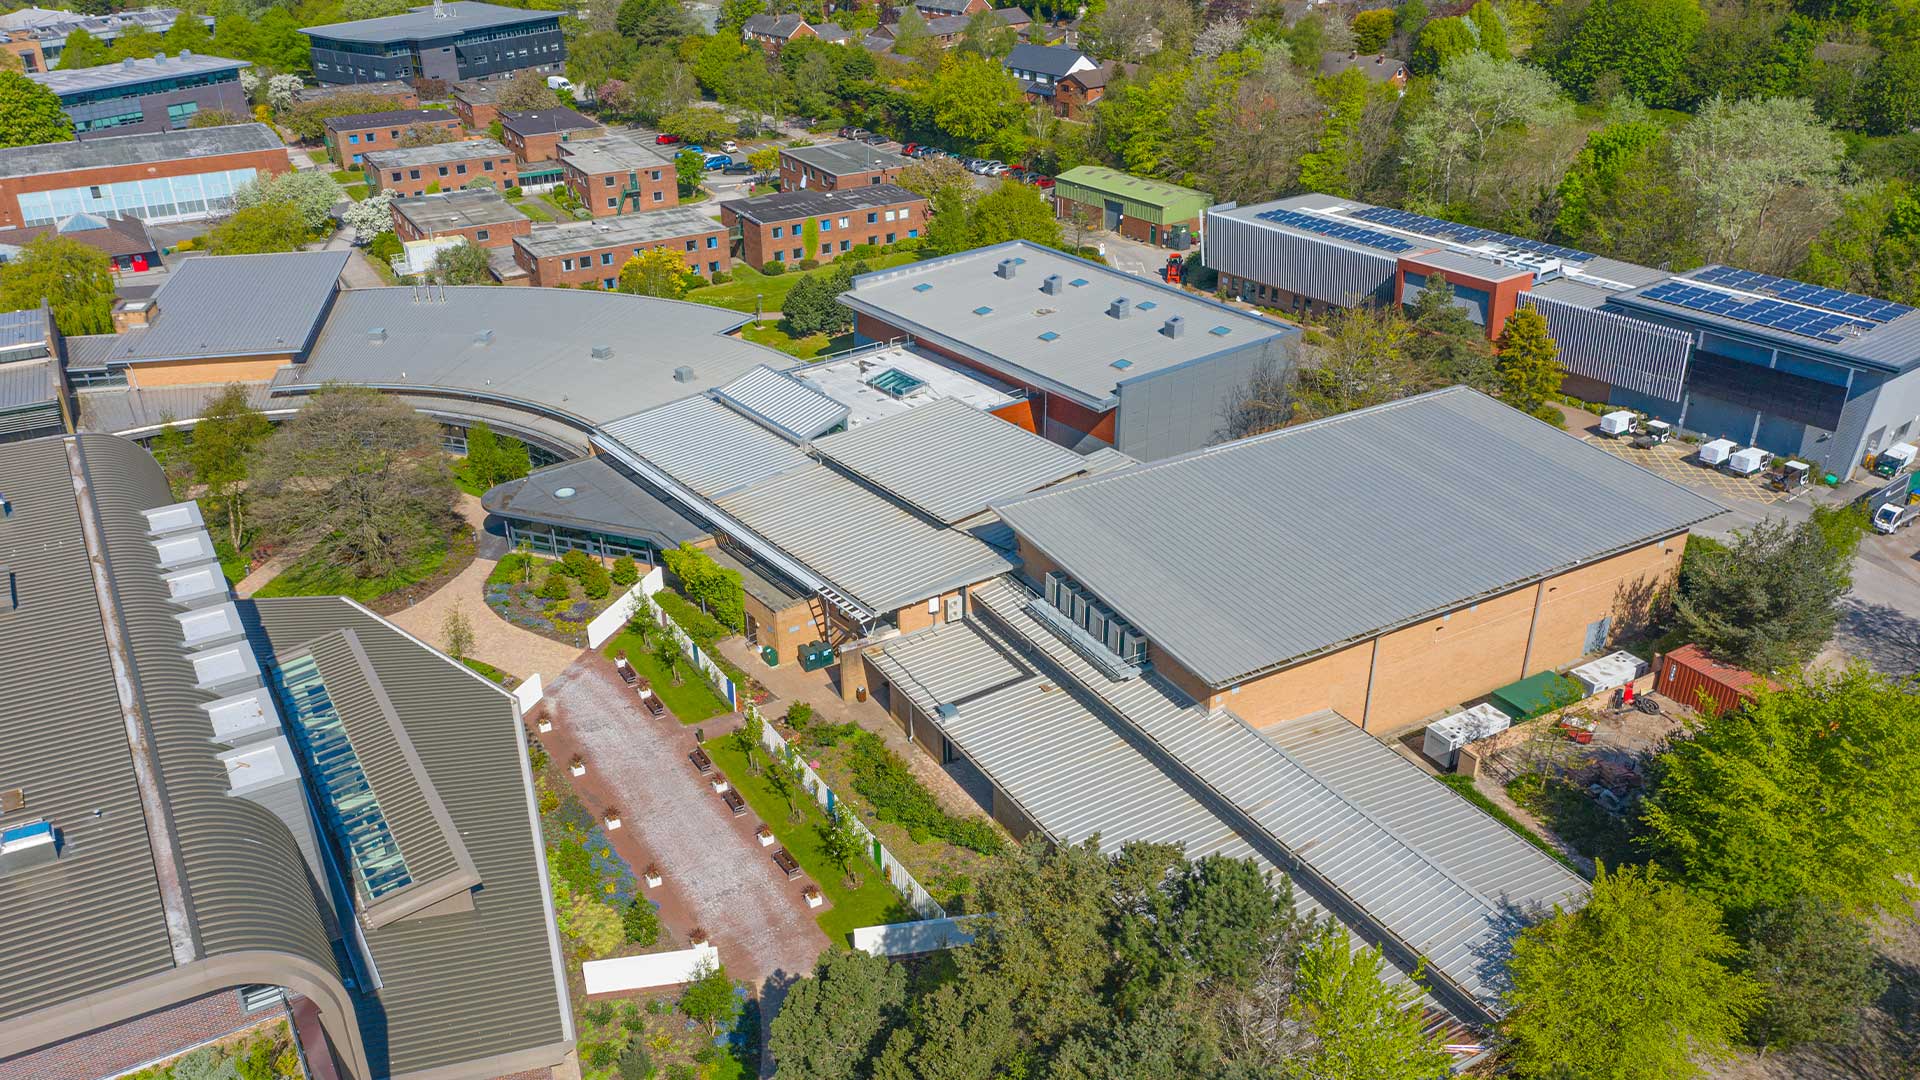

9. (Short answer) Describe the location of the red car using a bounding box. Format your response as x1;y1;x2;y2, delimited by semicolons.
655;133;681;145
1032;175;1055;189
901;142;921;156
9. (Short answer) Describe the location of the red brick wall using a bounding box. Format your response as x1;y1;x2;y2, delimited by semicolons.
0;147;292;228
0;991;283;1080
727;198;925;268
370;153;517;198
517;227;730;287
566;163;677;217
509;125;603;166
777;153;906;193
453;96;499;130
392;209;531;248
330;116;464;168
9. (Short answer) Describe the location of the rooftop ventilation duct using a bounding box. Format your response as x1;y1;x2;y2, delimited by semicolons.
995;258;1017;279
474;328;494;345
1108;297;1131;319
368;327;387;343
590;344;612;360
673;365;695;382
0;819;58;876
1161;314;1186;338
1040;273;1062;295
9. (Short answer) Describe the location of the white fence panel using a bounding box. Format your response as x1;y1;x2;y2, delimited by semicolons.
512;671;544;713
587;567;664;648
851;916;981;957
581;943;719;995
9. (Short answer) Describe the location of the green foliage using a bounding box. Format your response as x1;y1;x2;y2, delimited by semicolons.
428;239;492;285
617;247;690;298
819;805;868;887
1641;666;1920;920
559;887;625;959
1541;0;1706;108
0;234;113;335
1283;921;1452;1080
679;957;741;1035
780;258;865;337
611;555;639;587
1411;16;1477;75
1674;515;1853;671
768;948;908;1080
844;729;1001;855
661;542;743;633
235;166;346;234
1742;896;1887;1051
922;52;1026;156
1350;8;1396;52
462;423;532;491
56;28;113;70
621;895;661;946
1465;0;1507;60
540;568;572;601
0;72;70;148
191;384;272;550
581;560;612;600
759;259;787;276
1800;179;1920;305
1503;863;1761;1080
1495;307;1563;412
204;202;309;256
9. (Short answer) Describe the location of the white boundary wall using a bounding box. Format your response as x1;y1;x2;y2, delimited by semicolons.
851;916;981;957
581;943;720;995
587;567;665;648
512;672;544;712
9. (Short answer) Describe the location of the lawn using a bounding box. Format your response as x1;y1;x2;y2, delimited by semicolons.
1437;774;1584;876
704;737;916;943
330;169;361;184
1505;771;1639;868
254;537;452;604
343;184;368;202
739;321;854;360
461;657;518;687
600;628;731;723
684;251;921;316
515;197;555;223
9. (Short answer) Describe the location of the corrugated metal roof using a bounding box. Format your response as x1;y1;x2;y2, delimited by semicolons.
363;137;510;170
714;464;1012;612
29;53;246;97
600;395;811;498
104;251;346;364
480;455;711;549
62;332;118;369
300;1;556;44
812;396;1088;523
714;364;849;442
0;357;56;410
0;123;283;179
0;306;51;351
75;381;291;436
993;388;1723;687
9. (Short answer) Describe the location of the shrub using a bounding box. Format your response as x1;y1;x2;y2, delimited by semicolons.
846;730;1001;854
656;589;729;647
1531;402;1567;428
539;570;572;601
708;270;733;284
611;555;638;587
561;549;594;578
622;896;661;945
784;701;814;729
616;1046;652;1080
760;260;787;275
797;257;820;270
582;561;612;599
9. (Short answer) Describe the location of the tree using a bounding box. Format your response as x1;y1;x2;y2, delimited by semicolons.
234;169;346;234
1742;896;1887;1052
781;259;866;338
1800;179;1920;306
734;709;763;773
1494;307;1562;413
341;190;398;242
622;896;661;946
1674;516;1853;672
660;106;734;147
820;807;866;889
652;632;681;684
617;248;690;298
1465;0;1508;60
922;53;1026;155
1541;0;1706;109
768;948;908;1080
163;13;214;56
1503;864;1761;1080
0;72;73;147
57;29;114;69
746;146;780;176
765;755;803;823
567;30;634;97
281;90;410;141
1669;96;1844;272
1295;306;1418;420
396;121;457;148
661;541;743;630
190;384;272;550
1411;17;1477;75
1279;922;1450;1080
109;25;162;61
1217;357;1296;441
1084;0;1196;61
1351;9;1395;52
968;180;1063;248
1404;275;1496;392
679;958;739;1036
1398;54;1570;210
497;75;562;111
442;604;475;660
1860;44;1920;136
251;386;458;581
188;109;243;129
266;73;305;113
0;235;112;335
618;51;697;122
428;240;493;285
616;0;693;48
464;422;531;489
152;422;195;499
1641;666;1920;920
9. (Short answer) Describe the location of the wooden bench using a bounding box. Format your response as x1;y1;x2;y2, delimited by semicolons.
689;747;713;773
771;847;801;879
721;789;746;816
614;653;638;687
636;679;667;719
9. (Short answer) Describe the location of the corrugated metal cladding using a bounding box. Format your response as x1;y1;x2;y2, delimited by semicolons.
1113;335;1291;461
600;395;812;498
1204;209;1398;307
812;396;1090;523
246;596;570;1077
0;399;61;440
1521;293;1692;402
993;388;1724;689
714;364;850;442
106;251;348;364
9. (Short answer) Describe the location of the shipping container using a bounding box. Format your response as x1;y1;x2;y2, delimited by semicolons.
1658;644;1764;717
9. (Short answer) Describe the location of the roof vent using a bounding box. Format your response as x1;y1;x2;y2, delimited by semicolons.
1040;273;1062;295
368;327;386;343
1161;314;1185;338
0;492;10;518
474;328;494;345
936;702;959;719
121;56;134;68
995;258;1017;279
1108;297;1131;319
590;344;612;360
673;365;695;382
180;49;192;58
0;818;57;875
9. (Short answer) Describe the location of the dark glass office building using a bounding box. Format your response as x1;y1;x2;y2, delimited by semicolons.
300;1;564;86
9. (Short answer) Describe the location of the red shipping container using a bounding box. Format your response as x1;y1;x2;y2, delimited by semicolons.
1658;644;1767;717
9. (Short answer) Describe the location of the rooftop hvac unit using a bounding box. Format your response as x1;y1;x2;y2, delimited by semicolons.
1108;297;1131;319
590;344;613;360
1161;315;1185;338
1422;703;1513;771
1118;628;1147;665
1084;605;1109;644
996;258;1017;279
1044;572;1063;609
1067;584;1089;627
1102;616;1127;655
673;365;696;382
1041;273;1063;295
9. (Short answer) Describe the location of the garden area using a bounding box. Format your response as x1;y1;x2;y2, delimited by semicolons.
531;741;759;1080
486;549;641;649
255;524;472;609
597;622;732;724
120;1022;301;1080
681;250;919;317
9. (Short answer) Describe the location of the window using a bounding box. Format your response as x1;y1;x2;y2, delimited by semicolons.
866;236;878;245
684;239;695;252
477;229;489;241
651;191;662;202
885;209;898;221
389;129;401;138
772;226;783;238
650;169;661;181
839;239;850;251
867;212;878;223
605;276;616;288
870;176;881;185
908;228;918;238
819;243;830;255
483;160;494;171
438;166;449;177
792;247;802;259
607;197;617;208
89;185;103;198
819;218;832;232
709;261;719;273
166;101;199;129
838;216;849;228
774;250;784;261
563;258;574;270
601;252;613;265
706;236;717;248
409;169;420;179
349;134;361;145
885;232;895;243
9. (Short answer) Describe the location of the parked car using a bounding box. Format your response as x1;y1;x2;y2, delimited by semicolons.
704;154;732;169
722;140;739;153
722;161;754;174
1031;175;1055;188
682;144;704;155
980;160;1008;175
839;126;870;140
863;133;890;146
655;133;681;145
901;142;922;156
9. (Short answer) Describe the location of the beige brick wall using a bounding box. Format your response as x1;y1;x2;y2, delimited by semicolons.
129;354;293;388
893;585;975;635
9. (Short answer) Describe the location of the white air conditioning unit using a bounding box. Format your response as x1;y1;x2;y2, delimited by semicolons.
1044;572;1063;609
1084;605;1109;644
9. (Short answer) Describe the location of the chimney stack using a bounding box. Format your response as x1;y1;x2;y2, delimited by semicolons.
1107;297;1131;319
995;258;1017;279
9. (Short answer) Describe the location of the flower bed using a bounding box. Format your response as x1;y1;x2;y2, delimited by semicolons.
486;551;631;647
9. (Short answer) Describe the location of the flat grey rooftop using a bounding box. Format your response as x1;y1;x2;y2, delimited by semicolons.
0;357;56;411
0;305;52;353
290;287;780;427
841;241;1296;407
599;394;812;500
719;183;922;224
561;135;674;173
993;387;1724;688
513;207;721;259
29;52;246;96
363;137;509;170
300;1;557;43
0;122;283;179
393;188;528;233
787;343;1019;427
812;396;1089;523
324;108;456;131
102;251;346;365
501;108;598;135
782;140;909;176
480;456;710;550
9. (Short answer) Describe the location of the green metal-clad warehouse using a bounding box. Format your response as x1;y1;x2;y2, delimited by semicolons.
1052;166;1212;249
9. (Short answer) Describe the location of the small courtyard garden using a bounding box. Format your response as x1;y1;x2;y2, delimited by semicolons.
486;549;639;648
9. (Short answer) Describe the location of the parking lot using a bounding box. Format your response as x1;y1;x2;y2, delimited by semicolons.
1580;431;1800;508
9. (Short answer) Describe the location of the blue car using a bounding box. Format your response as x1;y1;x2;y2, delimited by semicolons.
681;144;704;155
704;154;732;170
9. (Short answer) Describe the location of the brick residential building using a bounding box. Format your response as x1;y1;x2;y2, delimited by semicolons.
0;210;160;273
741;12;819;52
1052;60;1126;120
391;187;530;248
1318;50;1410;89
500;107;603;166
0;123;290;229
29;52;251;138
450;78;503;128
779;141;910;192
512;207;728;288
560;135;678;217
364;137;516;197
719;184;926;268
325;107;464;166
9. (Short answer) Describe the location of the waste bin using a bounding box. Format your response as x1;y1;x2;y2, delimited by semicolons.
760;644;778;667
799;641;835;671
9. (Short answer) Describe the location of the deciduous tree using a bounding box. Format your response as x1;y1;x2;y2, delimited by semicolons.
0;234;112;335
234;169;345;234
1541;0;1706;109
1279;921;1451;1080
496;75;562;111
1494;307;1562;412
1294;306;1418;420
1742;896;1887;1052
1669;96;1844;272
428;240;493;285
190;384;272;549
1399;54;1569;210
340;190;397;242
678;958;740;1036
441;604;475;660
1350;8;1395;52
967;179;1063;248
617;248;690;298
820;808;867;888
768;948;908;1080
0;72;72;147
55;29;112;69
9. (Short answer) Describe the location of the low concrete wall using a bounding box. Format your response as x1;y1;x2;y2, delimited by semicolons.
581;943;719;995
586;567;664;648
851;915;982;957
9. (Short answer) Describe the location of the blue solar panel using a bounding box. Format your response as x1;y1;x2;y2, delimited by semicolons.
1690;265;1914;325
1640;281;1876;344
1255;207;1414;253
1350;206;1597;263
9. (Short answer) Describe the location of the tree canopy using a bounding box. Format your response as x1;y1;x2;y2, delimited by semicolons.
617;248;691;298
1673;514;1855;672
0;72;73;147
0;234;113;335
428;240;493;286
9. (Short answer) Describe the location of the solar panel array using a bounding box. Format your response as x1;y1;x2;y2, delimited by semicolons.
1640;281;1876;344
1691;266;1914;325
1351;206;1596;264
1255;207;1413;253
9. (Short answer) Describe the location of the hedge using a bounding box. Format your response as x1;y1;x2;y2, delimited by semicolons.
845;729;1001;854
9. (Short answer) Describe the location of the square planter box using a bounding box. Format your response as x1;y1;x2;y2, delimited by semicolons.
710;776;730;794
569;761;586;777
803;886;823;909
604;815;622;831
644;868;663;888
536;718;552;733
756;825;775;847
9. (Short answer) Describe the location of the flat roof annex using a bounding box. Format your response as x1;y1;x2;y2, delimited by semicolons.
560;135;675;173
0;122;283;179
363;137;509;170
393;188;528;233
718;183;923;225
299;1;557;44
29;53;247;97
513;207;721;259
841;240;1295;408
781;140;909;177
992;387;1724;687
103;250;347;364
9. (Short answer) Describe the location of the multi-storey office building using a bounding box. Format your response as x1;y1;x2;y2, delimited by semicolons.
301;1;565;85
29;52;250;138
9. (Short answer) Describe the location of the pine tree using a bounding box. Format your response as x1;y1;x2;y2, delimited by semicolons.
1495;307;1563;412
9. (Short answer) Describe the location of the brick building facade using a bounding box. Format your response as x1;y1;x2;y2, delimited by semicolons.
391;187;530;248
560;136;677;217
499;107;603;166
778;141;909;193
719;184;926;268
511;208;728;288
0;124;290;229
326;108;464;167
364;138;516;198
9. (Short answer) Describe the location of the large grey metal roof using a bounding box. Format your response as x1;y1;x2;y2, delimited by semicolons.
0;357;58;411
993;388;1723;688
480;456;711;549
812;396;1089;523
29;52;247;98
513;207;722;260
599;394;812;498
363;137;510;170
300;1;558;43
0;305;51;352
291;287;781;427
842;241;1296;408
103;251;347;364
714;464;1013;612
781;140;909;177
0;122;283;179
713;364;849;442
75;380;294;437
